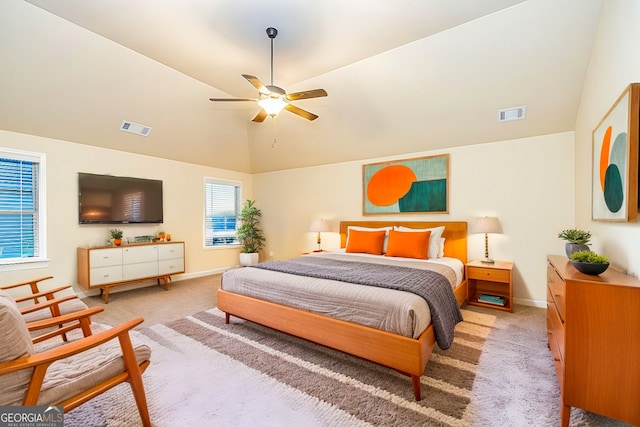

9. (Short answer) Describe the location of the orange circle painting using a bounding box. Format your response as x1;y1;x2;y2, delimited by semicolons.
367;165;417;206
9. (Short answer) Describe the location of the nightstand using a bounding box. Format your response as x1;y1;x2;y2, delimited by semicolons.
466;260;514;312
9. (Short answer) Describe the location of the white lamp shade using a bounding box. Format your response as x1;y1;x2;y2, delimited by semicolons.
471;216;502;234
309;219;329;232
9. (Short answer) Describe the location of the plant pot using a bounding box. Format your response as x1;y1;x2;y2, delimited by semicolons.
565;243;589;258
239;252;259;266
113;239;122;246
571;261;609;275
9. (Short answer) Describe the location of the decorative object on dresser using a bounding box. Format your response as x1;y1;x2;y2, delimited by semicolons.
109;228;123;246
592;83;640;222
569;250;609;275
557;228;591;258
466;260;513;312
471;216;502;263
77;242;185;303
237;199;265;266
309;219;329;252
546;255;640;427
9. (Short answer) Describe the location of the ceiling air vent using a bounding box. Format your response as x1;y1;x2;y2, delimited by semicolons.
119;120;151;136
497;106;526;122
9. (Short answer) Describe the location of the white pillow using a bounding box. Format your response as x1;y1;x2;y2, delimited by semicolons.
347;226;392;253
439;238;446;258
394;226;445;259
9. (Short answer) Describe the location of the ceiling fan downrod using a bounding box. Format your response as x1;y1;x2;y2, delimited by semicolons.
266;27;278;86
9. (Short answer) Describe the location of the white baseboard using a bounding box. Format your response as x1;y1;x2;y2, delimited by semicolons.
513;297;546;309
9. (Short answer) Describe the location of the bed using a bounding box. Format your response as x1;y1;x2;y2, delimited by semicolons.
217;221;468;400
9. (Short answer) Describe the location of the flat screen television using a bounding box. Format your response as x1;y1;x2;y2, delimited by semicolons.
78;173;163;224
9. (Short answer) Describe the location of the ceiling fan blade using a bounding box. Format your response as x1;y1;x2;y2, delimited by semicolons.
242;74;270;95
284;104;319;121
252;109;268;122
285;89;328;101
209;98;257;102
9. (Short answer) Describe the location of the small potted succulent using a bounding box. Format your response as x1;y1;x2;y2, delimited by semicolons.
570;250;609;275
109;229;123;246
558;229;591;258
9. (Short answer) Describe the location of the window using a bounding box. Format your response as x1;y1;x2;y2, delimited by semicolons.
204;178;241;247
0;149;46;264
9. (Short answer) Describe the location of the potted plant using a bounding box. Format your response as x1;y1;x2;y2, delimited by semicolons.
109;229;123;246
558;229;591;258
570;250;610;275
236;199;266;266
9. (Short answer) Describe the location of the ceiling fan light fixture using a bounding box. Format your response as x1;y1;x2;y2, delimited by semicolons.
258;97;287;116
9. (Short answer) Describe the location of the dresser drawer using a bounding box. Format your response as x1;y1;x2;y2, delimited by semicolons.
90;265;123;285
467;266;510;283
158;243;184;260
89;248;123;268
547;263;566;322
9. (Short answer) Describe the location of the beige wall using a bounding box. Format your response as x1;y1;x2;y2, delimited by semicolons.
254;132;575;306
0;129;251;296
574;0;640;277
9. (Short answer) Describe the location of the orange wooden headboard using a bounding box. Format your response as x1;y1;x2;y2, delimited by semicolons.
339;221;467;263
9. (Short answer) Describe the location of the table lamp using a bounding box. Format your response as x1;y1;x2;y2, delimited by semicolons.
472;216;502;263
309;219;329;252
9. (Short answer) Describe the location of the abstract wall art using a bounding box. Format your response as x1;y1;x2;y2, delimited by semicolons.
592;83;639;222
363;154;449;215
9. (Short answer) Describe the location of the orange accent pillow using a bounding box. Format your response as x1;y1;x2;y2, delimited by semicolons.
385;229;431;259
345;229;386;255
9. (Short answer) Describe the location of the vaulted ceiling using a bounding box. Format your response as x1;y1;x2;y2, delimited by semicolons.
0;0;602;173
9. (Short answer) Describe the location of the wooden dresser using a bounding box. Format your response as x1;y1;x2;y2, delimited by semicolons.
546;255;640;427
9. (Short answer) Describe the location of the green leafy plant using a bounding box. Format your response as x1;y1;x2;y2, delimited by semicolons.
109;229;123;240
236;199;266;254
558;229;591;244
570;250;609;264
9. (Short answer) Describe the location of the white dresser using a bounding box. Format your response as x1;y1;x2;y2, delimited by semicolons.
78;242;185;303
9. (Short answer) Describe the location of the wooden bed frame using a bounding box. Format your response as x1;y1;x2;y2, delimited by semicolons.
217;221;468;400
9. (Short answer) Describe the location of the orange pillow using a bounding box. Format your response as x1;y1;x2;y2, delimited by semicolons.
345;229;386;255
385;229;431;259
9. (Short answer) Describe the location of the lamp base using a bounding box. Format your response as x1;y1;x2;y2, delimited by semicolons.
481;258;495;264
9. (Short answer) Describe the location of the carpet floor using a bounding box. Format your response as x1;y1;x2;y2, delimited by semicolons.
74;275;632;426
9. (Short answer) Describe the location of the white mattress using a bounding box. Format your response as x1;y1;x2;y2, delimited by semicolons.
221;251;463;339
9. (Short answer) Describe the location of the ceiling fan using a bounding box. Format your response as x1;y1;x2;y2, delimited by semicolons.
209;27;328;122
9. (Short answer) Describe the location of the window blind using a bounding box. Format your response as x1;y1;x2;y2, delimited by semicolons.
0;157;39;259
205;179;241;247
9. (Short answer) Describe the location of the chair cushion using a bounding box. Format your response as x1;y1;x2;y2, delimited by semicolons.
0;289;34;406
36;324;151;406
22;298;89;324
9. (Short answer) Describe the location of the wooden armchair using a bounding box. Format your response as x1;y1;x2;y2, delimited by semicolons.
0;289;151;427
1;276;89;323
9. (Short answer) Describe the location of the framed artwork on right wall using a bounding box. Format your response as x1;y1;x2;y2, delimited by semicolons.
592;83;640;222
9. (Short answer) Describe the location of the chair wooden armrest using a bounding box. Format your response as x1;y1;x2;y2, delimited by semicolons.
27;306;104;344
0;317;144;376
14;285;72;304
20;294;79;316
0;276;54;292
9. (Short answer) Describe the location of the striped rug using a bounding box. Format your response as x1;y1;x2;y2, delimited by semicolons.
65;307;495;427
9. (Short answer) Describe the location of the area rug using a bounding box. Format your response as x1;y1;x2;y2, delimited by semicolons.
64;308;496;426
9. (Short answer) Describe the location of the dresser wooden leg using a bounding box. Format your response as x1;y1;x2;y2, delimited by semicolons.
560;403;570;427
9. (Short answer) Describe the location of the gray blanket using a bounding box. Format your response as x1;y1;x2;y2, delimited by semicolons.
253;256;463;349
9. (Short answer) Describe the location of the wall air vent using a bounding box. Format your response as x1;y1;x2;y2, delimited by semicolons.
497;106;526;122
119;120;151;136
